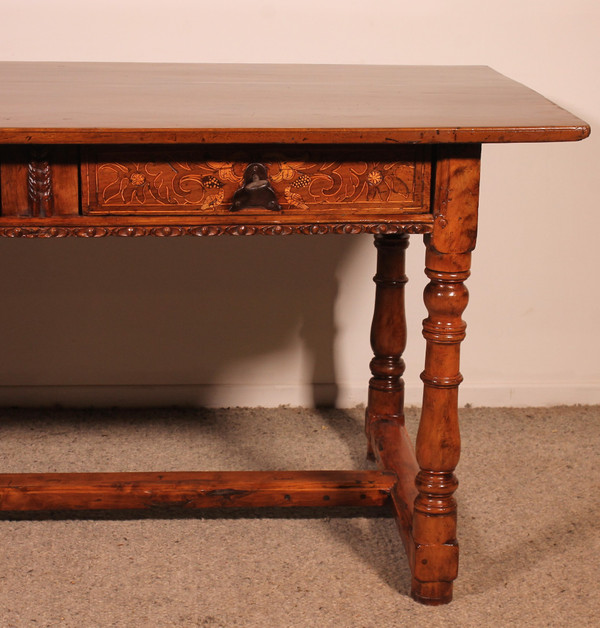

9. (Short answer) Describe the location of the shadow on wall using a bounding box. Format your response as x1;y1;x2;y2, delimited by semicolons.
0;234;361;407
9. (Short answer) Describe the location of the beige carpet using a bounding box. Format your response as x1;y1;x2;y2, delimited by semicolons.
1;405;599;627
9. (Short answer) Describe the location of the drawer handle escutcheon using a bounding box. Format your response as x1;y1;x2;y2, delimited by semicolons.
230;163;282;212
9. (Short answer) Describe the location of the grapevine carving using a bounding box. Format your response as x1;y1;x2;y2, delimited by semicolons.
84;148;429;215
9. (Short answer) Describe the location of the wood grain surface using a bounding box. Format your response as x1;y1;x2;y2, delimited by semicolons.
0;470;395;510
0;63;590;144
82;146;430;215
0;62;590;606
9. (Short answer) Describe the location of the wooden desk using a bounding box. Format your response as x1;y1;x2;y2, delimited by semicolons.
0;63;589;604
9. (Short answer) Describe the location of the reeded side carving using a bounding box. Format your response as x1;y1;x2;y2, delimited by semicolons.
27;150;54;217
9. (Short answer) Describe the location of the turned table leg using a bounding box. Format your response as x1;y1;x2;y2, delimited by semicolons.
365;233;409;456
411;144;481;604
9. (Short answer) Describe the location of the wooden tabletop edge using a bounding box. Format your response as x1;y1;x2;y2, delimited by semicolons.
0;125;591;144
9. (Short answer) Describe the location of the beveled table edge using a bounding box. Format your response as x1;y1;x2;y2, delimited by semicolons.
0;125;590;145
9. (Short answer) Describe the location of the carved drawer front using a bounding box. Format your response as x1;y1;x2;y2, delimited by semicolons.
81;146;431;219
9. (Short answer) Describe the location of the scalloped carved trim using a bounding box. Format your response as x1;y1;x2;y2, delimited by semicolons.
0;223;432;238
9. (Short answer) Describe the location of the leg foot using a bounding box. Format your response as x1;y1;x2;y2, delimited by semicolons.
411;579;453;605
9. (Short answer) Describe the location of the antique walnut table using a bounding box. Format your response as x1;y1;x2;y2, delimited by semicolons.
0;63;590;604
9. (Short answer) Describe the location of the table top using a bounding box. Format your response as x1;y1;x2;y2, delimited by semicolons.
0;63;589;145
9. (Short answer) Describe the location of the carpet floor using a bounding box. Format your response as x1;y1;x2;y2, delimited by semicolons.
1;405;598;627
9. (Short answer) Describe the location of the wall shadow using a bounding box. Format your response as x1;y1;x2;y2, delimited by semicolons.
0;234;365;407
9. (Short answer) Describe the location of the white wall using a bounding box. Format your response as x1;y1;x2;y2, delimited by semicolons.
0;0;598;407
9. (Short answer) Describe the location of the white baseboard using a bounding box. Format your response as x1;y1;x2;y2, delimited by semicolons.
443;382;600;407
0;382;598;408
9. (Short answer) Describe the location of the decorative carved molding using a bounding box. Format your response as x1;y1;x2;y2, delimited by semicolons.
27;150;54;217
0;222;433;239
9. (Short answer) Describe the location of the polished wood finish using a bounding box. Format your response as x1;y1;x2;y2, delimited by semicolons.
0;470;394;511
0;63;589;605
1;146;79;217
2;143;433;234
412;144;481;604
369;417;419;559
365;234;410;455
0;216;433;238
81;146;430;216
0;148;28;216
0;63;589;145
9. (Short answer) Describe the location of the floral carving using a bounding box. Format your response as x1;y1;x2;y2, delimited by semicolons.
83;148;429;215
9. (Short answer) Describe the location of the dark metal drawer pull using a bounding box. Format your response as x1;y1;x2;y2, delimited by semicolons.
230;163;281;212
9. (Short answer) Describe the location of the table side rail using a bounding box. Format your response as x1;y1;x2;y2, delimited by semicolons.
0;145;434;234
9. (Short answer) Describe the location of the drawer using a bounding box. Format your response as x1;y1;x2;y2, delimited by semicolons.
81;146;431;219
